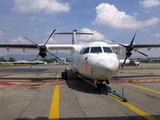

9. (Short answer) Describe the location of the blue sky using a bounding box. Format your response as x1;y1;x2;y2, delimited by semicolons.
0;0;160;57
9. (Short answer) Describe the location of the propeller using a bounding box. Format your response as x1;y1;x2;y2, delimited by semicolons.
112;31;148;68
24;29;61;68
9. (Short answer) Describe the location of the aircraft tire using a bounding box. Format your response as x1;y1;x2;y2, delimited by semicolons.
106;80;109;84
61;72;64;79
64;72;67;80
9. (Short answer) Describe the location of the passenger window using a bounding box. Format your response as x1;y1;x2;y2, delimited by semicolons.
103;47;113;53
90;47;102;53
82;47;90;54
79;47;85;54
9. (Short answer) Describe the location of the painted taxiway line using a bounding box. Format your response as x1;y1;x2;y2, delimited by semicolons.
124;83;160;94
108;93;158;120
49;74;60;120
83;79;158;120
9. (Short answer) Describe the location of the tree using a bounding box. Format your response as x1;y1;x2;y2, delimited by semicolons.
8;57;15;62
0;57;6;62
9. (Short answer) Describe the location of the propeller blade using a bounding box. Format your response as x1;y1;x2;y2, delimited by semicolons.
30;54;40;68
130;31;137;46
23;36;39;47
135;50;148;57
122;57;128;68
111;40;127;48
47;50;61;61
44;29;56;45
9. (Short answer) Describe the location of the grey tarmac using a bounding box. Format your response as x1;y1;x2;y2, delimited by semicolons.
0;64;160;120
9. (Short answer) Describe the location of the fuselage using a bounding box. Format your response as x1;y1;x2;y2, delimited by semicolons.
67;42;119;81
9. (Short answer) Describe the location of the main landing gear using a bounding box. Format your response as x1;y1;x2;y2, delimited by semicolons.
61;69;68;80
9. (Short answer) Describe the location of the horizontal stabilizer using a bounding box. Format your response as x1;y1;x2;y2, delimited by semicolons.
55;30;93;44
55;33;93;35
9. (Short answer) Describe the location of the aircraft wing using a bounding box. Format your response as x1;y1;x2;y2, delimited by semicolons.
47;44;82;50
0;44;82;51
110;44;160;58
0;44;38;49
111;44;160;51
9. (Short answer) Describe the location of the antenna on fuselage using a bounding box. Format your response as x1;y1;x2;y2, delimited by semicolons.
55;30;93;44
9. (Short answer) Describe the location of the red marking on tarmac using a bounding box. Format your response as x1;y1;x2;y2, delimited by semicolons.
0;80;78;87
110;79;160;83
0;74;12;78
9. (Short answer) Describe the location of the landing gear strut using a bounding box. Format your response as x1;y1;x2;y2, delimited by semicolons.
95;80;109;91
61;69;67;80
95;81;103;91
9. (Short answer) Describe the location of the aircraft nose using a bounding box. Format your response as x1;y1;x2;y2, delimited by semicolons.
95;58;118;79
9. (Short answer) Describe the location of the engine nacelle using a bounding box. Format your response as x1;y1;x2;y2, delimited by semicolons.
126;52;132;57
66;64;78;74
39;52;48;58
116;46;126;57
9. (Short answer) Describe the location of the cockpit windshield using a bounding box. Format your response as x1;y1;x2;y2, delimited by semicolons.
90;47;102;53
82;47;90;54
103;47;113;53
79;46;114;55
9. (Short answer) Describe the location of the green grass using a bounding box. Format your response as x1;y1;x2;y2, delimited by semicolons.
0;65;29;67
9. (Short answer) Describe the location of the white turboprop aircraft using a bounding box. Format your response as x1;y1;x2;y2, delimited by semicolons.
1;29;160;90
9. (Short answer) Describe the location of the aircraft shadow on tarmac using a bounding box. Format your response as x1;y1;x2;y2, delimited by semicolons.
64;72;112;95
14;115;160;120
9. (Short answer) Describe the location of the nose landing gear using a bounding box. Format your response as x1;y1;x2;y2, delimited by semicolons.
95;80;109;91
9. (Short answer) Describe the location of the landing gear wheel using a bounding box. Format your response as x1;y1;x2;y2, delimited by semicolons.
95;81;103;91
64;72;67;80
61;72;64;79
106;80;109;84
64;69;68;80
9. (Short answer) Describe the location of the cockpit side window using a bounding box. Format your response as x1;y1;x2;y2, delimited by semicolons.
103;47;113;53
82;47;90;54
79;47;85;54
90;47;102;53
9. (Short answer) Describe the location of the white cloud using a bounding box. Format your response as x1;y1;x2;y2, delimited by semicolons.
93;3;159;29
9;37;30;44
38;18;49;22
33;34;39;38
12;0;70;14
78;42;87;45
139;0;160;8
141;29;149;32
31;16;36;21
104;39;113;43
153;33;160;37
0;31;3;37
35;28;39;31
79;28;105;41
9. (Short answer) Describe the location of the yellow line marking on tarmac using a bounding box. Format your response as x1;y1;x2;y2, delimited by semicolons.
108;93;158;120
125;83;160;94
132;80;136;82
83;79;158;120
56;73;59;81
140;80;144;82
49;74;60;120
125;80;128;82
147;79;152;82
156;79;159;82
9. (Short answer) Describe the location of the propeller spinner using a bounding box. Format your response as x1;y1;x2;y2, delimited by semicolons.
24;29;61;68
112;31;148;68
